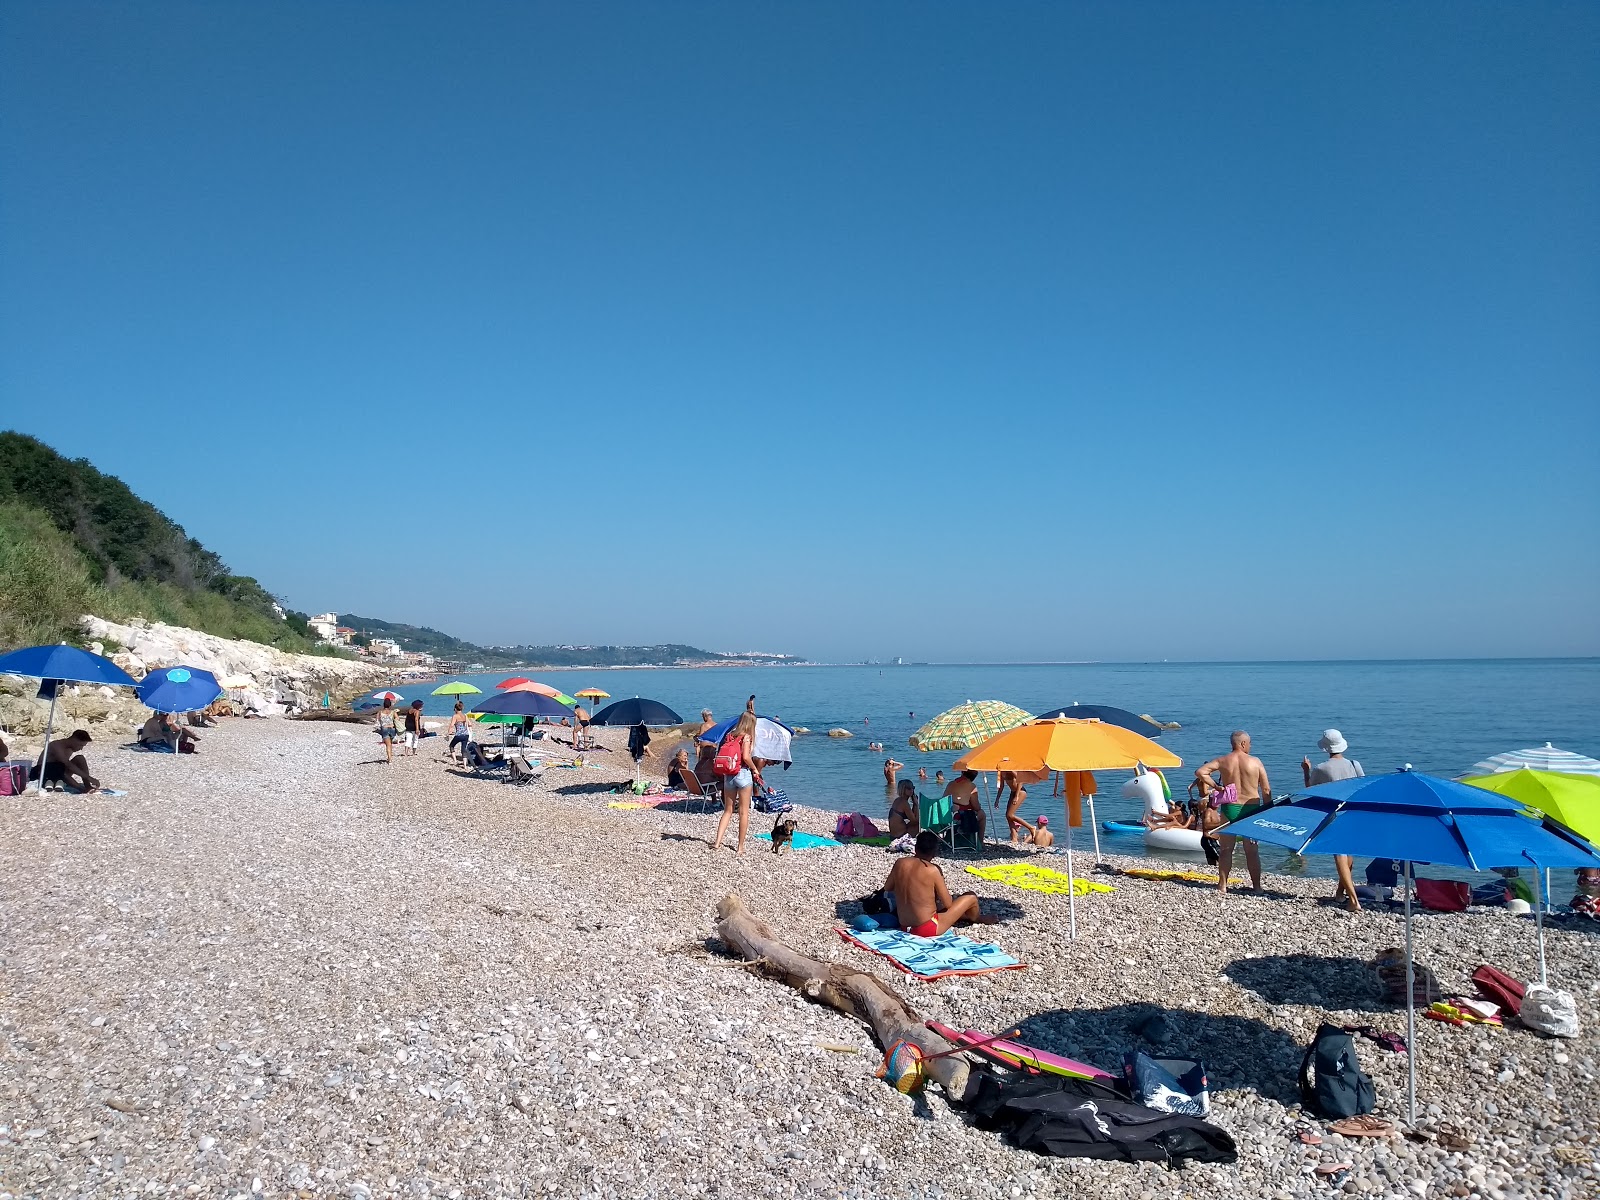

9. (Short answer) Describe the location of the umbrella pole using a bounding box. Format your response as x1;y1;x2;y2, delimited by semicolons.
1532;866;1548;986
1088;792;1102;863
1403;859;1417;1128
33;684;60;794
1065;820;1077;940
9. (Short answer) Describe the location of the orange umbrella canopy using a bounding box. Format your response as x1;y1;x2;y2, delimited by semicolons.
955;718;1181;773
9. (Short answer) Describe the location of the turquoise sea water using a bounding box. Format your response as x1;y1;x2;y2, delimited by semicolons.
400;659;1600;892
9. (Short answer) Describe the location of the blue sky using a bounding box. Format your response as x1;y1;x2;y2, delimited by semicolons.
3;2;1596;662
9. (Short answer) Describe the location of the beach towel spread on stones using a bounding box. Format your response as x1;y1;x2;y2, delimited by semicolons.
968;1071;1237;1166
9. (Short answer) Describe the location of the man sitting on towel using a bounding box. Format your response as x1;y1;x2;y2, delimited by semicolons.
884;832;998;937
31;729;99;791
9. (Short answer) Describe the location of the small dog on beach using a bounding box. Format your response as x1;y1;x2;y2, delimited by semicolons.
770;815;797;855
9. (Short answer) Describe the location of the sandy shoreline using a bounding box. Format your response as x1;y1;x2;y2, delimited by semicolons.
1;718;1595;1199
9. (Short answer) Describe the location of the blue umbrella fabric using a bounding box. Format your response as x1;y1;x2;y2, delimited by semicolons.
699;714;795;765
0;644;138;688
137;666;223;714
0;644;138;793
1220;769;1600;871
1032;703;1168;737
1220;769;1600;1127
472;691;574;719
589;698;684;727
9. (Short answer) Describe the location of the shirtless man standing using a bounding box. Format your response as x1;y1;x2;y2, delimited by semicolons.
884;832;997;936
1195;730;1271;894
943;769;986;842
883;756;904;789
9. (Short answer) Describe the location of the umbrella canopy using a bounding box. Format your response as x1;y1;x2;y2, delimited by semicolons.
432;681;483;698
590;697;684;727
1465;743;1600;777
1220;769;1600;1127
501;680;576;705
1461;769;1600;846
700;715;794;765
369;690;405;704
574;687;610;701
495;676;531;690
472;691;574;719
0;644;138;688
909;701;1033;751
954;718;1182;772
1221;769;1600;870
469;712;524;725
137;666;223;714
1032;703;1169;737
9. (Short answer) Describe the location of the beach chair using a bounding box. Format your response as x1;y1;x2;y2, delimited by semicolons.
921;793;982;854
677;770;721;814
505;753;545;786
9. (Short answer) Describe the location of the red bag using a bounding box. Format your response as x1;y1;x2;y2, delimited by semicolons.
712;735;744;777
1472;964;1526;1015
1414;879;1471;912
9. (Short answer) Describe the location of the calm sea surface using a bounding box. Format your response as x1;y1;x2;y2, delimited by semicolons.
399;659;1600;892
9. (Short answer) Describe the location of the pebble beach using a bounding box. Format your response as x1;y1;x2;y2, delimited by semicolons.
1;718;1596;1200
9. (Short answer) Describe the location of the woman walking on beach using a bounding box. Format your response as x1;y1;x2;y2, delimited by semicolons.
711;711;761;854
376;697;398;765
446;701;471;762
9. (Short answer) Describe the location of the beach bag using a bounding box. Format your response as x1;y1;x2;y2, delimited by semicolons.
1372;948;1441;1006
1471;964;1526;1015
1519;985;1579;1038
712;735;743;777
1124;1050;1209;1115
1414;878;1471;912
0;761;25;796
835;812;880;840
1298;1024;1376;1119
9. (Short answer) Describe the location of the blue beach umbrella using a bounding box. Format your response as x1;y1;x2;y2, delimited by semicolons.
699;714;795;766
137;666;223;715
1221;768;1600;1125
589;698;684;727
1032;703;1170;737
0;644;138;793
472;691;575;719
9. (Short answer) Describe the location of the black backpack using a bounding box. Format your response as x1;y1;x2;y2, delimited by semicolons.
1299;1024;1376;1118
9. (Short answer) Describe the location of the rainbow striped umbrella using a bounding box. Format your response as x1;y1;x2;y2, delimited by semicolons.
909;700;1033;752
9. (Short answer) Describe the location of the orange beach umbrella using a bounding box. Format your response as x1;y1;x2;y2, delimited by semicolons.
956;718;1182;940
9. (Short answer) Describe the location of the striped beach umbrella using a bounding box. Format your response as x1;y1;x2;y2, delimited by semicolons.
909;700;1033;752
1465;743;1600;777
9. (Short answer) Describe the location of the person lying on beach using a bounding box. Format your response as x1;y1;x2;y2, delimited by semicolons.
887;779;920;838
31;729;98;791
667;748;693;791
943;770;987;843
885;832;998;937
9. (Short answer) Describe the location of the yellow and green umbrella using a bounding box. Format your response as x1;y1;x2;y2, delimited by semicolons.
909;700;1033;751
1463;769;1600;845
432;681;482;700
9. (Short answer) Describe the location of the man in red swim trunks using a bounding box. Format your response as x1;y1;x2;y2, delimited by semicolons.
884;832;998;937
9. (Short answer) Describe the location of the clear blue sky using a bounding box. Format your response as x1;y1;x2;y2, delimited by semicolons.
3;3;1596;662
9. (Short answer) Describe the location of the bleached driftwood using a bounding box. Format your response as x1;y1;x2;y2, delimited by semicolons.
714;894;971;1099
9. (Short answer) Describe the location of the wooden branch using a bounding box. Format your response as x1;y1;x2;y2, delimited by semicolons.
714;893;971;1099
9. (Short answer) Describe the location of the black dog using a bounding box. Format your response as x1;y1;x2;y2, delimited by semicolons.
770;815;797;854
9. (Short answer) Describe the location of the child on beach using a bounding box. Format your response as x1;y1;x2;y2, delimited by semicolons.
1032;815;1053;848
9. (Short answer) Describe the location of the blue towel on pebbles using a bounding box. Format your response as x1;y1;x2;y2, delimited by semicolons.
754;831;842;850
838;927;1023;978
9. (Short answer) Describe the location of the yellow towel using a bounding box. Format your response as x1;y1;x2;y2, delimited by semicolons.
1120;867;1216;884
965;863;1114;897
607;801;647;810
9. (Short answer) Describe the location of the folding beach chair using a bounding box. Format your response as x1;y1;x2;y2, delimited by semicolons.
677;770;721;814
921;793;982;854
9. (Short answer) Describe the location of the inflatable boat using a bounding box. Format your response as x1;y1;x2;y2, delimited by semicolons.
1102;819;1205;853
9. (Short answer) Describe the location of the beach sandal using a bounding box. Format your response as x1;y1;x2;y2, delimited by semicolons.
1343;1025;1408;1054
1329;1114;1393;1138
1315;1163;1353;1183
1293;1120;1323;1146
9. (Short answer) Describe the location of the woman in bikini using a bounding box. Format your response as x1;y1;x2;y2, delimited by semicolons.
887;779;920;838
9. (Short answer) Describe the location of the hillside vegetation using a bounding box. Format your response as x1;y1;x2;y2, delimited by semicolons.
0;432;321;653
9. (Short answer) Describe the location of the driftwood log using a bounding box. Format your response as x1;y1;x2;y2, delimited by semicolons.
714;894;972;1099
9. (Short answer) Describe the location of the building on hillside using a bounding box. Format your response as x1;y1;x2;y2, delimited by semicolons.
307;612;341;641
332;626;357;646
368;638;403;659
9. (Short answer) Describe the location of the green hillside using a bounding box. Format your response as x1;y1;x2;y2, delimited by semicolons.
337;616;740;668
0;431;321;653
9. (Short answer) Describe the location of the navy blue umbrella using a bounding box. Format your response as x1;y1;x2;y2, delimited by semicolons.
472;691;574;719
589;697;684;727
0;644;137;793
138;666;223;714
1032;703;1169;736
1223;769;1600;1125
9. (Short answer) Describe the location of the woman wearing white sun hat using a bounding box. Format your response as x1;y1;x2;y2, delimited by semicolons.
1303;729;1365;911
